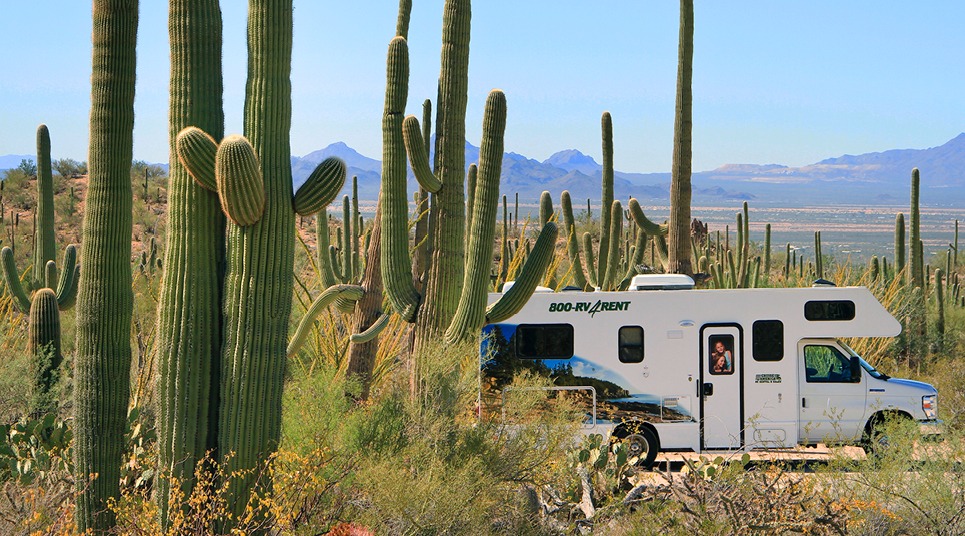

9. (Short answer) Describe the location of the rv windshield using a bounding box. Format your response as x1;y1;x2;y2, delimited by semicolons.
838;341;890;380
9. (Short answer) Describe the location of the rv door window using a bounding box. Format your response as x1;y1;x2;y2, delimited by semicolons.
752;320;784;361
804;345;853;383
516;324;574;359
709;335;735;375
618;326;644;363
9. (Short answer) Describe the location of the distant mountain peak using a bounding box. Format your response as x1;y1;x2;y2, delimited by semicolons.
543;149;601;174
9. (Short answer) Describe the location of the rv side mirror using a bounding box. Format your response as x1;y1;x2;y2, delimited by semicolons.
850;356;862;383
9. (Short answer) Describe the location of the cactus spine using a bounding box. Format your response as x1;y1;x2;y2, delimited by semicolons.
73;0;138;531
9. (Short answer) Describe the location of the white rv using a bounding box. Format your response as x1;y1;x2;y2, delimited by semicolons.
481;274;939;468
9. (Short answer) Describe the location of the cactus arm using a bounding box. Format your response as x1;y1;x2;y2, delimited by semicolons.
628;198;669;235
329;245;344;282
619;227;648;290
654;234;671;273
294;157;346;216
560;190;589;290
602;201;623;291
175;126;219;191
445;90;507;343
1;247;31;313
539;190;553;227
350;312;391;344
316;216;339;287
287;284;364;358
341;195;353;282
582;232;598;289
466;163;478;237
486;222;559;324
381;37;421;322
402;115;443;193
44;260;58;290
214;135;265;226
56;259;79;310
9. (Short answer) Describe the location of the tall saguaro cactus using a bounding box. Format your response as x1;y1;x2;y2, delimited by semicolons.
909;168;924;288
154;0;226;527
382;0;557;383
667;0;694;276
73;0;138;532
166;2;351;529
33;125;57;288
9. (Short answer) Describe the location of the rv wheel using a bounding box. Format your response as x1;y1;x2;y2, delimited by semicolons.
624;428;659;470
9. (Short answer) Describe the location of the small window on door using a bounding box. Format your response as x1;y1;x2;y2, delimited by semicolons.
618;326;644;363
709;335;735;375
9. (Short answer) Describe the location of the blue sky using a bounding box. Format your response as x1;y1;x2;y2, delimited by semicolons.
2;1;963;173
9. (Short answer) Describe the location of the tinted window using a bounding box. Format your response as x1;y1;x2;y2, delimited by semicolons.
618;326;644;363
516;324;574;359
804;300;855;321
753;320;784;361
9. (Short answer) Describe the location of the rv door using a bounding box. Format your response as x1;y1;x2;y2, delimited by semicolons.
700;324;743;450
798;340;867;444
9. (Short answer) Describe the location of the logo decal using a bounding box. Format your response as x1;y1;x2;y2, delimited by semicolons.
548;300;631;318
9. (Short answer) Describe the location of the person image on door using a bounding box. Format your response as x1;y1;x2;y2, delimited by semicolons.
712;340;732;374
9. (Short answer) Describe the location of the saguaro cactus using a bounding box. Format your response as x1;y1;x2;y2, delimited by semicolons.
667;0;695;276
168;2;352;528
910;168;924;288
895;212;906;276
154;0;226;527
73;0;138;531
381;0;558;380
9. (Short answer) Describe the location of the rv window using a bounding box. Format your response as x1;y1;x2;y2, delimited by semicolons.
804;300;856;321
516;324;574;359
708;335;735;375
618;326;644;363
752;320;784;361
804;345;855;383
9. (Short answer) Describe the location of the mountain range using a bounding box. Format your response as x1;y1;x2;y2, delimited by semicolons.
4;133;964;207
292;132;965;207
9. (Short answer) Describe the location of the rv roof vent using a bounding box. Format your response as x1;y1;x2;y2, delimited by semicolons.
811;278;836;288
630;274;695;291
501;281;554;293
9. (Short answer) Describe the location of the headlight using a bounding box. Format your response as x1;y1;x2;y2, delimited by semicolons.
922;394;937;420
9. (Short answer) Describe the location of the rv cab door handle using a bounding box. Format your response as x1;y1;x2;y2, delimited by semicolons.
702;382;714;397
802;397;807;408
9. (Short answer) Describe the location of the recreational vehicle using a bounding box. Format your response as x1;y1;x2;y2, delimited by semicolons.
481;275;939;468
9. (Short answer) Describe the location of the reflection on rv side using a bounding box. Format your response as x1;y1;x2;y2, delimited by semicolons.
481;274;940;469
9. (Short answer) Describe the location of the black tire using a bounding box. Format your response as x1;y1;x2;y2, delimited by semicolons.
623;427;660;470
862;413;910;456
